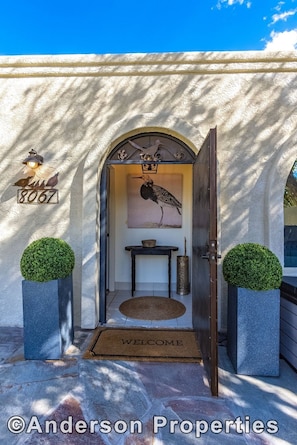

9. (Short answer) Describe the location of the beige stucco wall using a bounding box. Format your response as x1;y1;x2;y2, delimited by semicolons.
0;51;297;329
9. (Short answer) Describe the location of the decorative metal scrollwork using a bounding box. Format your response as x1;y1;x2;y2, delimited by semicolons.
109;132;195;165
128;139;163;163
117;149;128;160
174;151;185;161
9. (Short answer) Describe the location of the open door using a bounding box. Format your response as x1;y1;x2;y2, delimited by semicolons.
192;128;218;396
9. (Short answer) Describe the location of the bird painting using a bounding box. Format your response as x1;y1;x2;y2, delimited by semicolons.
133;174;182;227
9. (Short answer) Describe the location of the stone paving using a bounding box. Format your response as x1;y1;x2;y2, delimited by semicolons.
0;327;296;444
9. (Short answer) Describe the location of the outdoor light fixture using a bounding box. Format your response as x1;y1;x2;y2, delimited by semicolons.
22;149;44;169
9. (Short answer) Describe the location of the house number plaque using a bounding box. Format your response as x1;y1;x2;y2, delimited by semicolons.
14;172;59;204
17;188;59;204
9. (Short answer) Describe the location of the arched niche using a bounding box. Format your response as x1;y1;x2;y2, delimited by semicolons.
284;160;297;267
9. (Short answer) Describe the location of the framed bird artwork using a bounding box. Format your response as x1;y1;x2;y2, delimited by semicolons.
127;174;183;228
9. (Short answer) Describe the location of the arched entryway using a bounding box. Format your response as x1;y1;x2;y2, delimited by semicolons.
265;136;297;265
81;114;205;330
284;159;297;268
99;131;196;325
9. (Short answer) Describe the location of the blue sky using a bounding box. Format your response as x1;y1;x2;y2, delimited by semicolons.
0;0;297;55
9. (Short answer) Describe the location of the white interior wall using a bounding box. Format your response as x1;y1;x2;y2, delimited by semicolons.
110;164;193;291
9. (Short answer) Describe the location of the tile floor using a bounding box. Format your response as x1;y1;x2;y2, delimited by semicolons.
106;290;193;329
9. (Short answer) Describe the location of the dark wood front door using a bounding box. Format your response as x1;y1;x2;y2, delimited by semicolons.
192;128;218;396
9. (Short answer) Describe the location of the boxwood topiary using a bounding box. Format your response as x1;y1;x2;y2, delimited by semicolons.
21;237;75;282
222;243;282;291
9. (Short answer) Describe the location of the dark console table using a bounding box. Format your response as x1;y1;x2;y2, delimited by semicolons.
125;245;178;297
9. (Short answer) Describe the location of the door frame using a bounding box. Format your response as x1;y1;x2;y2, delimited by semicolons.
99;131;196;323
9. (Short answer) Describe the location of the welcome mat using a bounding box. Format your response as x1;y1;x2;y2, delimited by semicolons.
83;328;202;363
119;296;186;320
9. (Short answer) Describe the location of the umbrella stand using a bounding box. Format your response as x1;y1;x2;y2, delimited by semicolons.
176;237;190;295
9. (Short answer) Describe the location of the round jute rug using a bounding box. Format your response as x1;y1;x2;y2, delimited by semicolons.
119;296;186;320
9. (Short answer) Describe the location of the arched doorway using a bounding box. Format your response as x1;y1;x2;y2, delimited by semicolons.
284;159;297;268
99;131;196;324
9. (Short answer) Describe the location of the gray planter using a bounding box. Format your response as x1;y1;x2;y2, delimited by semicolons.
227;284;280;376
22;275;73;360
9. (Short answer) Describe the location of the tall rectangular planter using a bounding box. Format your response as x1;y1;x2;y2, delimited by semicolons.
227;285;280;376
22;275;73;360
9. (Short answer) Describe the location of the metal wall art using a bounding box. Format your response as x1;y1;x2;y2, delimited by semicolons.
108;132;195;168
14;150;59;204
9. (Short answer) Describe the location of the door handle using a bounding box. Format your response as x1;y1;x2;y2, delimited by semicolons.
201;253;222;260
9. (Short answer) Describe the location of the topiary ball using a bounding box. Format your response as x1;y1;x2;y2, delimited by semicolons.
222;243;282;291
21;237;75;282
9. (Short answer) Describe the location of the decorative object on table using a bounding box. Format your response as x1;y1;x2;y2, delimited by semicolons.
222;242;282;376
127;174;182;228
176;237;190;295
21;237;75;360
141;239;156;248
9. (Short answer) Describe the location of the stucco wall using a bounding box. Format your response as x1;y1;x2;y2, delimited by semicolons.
0;51;297;328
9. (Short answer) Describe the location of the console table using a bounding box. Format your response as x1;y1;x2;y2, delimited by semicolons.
125;245;178;298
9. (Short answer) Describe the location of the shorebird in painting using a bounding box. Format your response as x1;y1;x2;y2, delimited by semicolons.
134;175;182;226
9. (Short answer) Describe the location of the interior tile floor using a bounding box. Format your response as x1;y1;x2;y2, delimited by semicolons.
106;290;193;328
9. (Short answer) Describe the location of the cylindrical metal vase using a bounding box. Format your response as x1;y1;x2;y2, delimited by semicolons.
176;256;190;295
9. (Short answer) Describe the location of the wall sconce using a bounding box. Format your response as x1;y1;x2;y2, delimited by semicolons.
22;149;44;169
142;163;158;174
